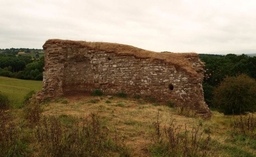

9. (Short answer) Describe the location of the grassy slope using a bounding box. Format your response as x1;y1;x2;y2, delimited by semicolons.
0;77;256;156
42;95;198;156
43;95;256;157
0;76;42;108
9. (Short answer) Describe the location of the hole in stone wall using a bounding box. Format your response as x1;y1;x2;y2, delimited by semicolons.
168;83;174;90
107;57;111;60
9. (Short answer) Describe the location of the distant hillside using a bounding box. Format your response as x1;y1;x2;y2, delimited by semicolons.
0;48;43;56
207;49;256;55
246;53;256;57
200;53;256;57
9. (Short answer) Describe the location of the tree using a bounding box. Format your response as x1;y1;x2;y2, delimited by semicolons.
212;74;256;115
200;54;256;108
17;56;44;80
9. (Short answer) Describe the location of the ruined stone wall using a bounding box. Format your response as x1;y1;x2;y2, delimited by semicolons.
38;39;211;117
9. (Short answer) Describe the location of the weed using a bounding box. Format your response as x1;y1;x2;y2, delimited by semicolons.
116;103;125;107
231;114;256;135
91;89;103;96
167;101;174;108
158;108;163;111
0;112;28;156
58;114;77;126
117;91;127;98
214;140;255;157
138;106;146;109
203;127;212;134
175;106;197;118
61;100;69;104
88;99;100;104
153;103;160;106
97;105;107;112
144;96;156;103
124;119;140;126
35;113;130;157
23;101;42;126
149;113;211;157
133;95;141;99
228;114;256;150
105;100;111;103
42;97;51;104
0;92;10;110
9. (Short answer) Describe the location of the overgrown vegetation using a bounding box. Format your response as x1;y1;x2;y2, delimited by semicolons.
1;87;256;156
35;114;130;157
117;91;127;98
91;89;103;96
23;101;42;126
175;106;197;117
0;101;130;157
200;54;256;107
149;113;211;156
222;114;256;156
213;74;256;114
0;112;27;156
0;92;10;110
231;114;256;137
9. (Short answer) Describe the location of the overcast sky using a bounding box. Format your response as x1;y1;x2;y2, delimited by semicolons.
0;0;256;54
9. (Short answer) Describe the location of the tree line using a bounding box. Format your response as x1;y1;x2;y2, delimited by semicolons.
0;48;43;55
200;54;256;114
0;49;44;80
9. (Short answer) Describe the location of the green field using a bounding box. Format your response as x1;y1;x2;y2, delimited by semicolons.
0;76;42;108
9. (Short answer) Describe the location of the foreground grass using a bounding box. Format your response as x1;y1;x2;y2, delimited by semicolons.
0;78;256;156
0;76;42;108
1;95;256;156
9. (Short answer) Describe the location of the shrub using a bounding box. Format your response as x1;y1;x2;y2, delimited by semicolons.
167;101;174;108
0;70;13;77
91;89;103;96
213;74;256;115
117;91;127;98
0;92;10;110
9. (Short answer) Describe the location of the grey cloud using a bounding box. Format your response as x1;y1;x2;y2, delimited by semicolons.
0;0;255;54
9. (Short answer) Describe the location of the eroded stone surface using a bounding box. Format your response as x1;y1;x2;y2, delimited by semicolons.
37;39;211;118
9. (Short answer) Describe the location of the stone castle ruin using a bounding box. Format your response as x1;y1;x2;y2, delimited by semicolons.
38;39;211;118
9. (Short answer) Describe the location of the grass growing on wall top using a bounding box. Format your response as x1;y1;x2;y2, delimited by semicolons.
0;76;42;108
